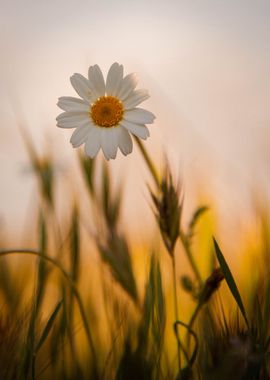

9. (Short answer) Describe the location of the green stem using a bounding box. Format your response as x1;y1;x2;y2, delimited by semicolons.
0;249;98;372
172;253;181;375
135;136;184;373
174;320;198;368
172;256;179;321
186;303;202;353
179;231;203;286
134;137;160;188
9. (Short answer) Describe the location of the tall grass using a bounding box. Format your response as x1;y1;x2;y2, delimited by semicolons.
0;133;270;379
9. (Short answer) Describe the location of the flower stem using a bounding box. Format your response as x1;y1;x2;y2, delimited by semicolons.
172;252;182;375
135;137;182;374
0;249;98;375
134;137;160;188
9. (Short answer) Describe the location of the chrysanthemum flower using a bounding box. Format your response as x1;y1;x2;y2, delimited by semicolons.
56;63;155;160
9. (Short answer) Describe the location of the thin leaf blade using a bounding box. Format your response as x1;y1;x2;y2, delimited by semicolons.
35;300;63;353
213;238;249;327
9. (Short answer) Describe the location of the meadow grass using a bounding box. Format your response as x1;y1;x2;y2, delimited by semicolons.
0;134;270;379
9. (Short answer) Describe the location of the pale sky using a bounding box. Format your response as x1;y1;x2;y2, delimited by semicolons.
1;0;270;238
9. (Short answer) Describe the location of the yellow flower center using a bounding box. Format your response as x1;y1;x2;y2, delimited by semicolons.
90;96;124;128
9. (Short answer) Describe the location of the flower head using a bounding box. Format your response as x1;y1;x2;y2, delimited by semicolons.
56;63;155;160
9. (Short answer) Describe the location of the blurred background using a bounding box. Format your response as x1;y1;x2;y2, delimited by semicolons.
1;0;270;242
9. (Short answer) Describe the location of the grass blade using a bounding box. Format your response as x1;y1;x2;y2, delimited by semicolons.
188;205;208;238
78;152;96;197
98;234;138;303
70;206;80;283
36;211;49;313
213;238;249;328
35;300;63;353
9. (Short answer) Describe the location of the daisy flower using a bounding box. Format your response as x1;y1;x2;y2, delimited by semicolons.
56;62;155;160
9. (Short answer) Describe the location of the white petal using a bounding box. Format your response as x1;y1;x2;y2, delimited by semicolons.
120;120;150;140
123;89;149;109
106;62;124;96
100;128;118;160
118;73;138;101
124;108;155;124
57;97;89;112
70;123;93;148
85;128;101;158
117;126;133;155
70;73;95;102
56;112;89;128
88;65;106;98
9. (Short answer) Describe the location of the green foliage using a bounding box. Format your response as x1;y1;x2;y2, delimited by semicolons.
187;206;208;240
139;254;165;353
0;313;29;380
78;153;96;197
101;162;122;228
198;304;270;380
36;211;49;313
21;128;55;208
69;206;80;283
115;256;166;380
97;232;138;303
213;238;249;327
116;339;153;380
35;300;63;353
0;258;20;312
263;278;270;338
